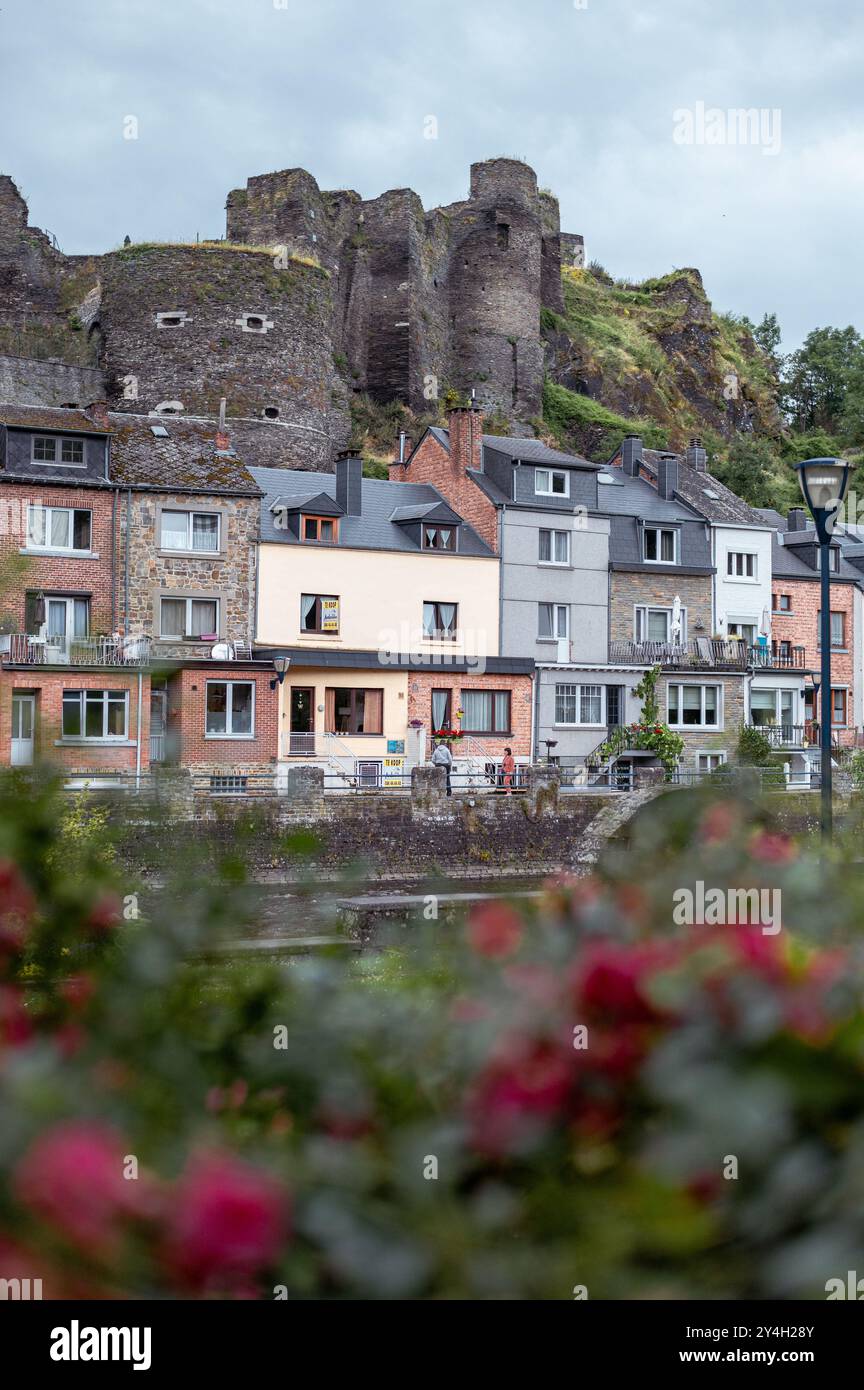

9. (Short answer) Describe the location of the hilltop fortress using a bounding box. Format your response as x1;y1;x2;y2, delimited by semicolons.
0;159;584;468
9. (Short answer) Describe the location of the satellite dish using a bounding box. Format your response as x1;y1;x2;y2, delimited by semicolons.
210;642;233;661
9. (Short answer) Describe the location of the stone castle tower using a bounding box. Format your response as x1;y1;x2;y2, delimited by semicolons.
226;157;580;420
0;159;584;463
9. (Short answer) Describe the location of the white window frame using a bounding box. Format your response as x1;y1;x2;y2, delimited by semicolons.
205;680;256;739
26;504;92;555
554;682;606;728
726;551;757;580
750;688;796;727
634;605;687;643
643;526;678;565
31;435;86;468
667;682;723;729
696;751;727;772
61;689;129;742
159;596;220;639
160;509;221;553
538;528;570;565
534;468;569;498
538;602;569;641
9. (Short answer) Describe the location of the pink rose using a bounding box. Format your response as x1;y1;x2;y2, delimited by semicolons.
164;1152;287;1292
467;902;523;959
13;1121;141;1255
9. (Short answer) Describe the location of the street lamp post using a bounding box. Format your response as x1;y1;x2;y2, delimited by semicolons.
795;458;850;841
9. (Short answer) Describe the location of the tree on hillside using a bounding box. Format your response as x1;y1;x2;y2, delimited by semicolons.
751;312;784;373
712;436;785;509
782;326;864;435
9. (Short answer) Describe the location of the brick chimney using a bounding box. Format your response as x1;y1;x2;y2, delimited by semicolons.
685;436;707;471
449;405;483;479
621;435;642;476
85;400;110;429
215;396;230;452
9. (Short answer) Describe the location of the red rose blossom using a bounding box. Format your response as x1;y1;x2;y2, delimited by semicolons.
13;1121;143;1255
164;1152;287;1292
467;902;523;959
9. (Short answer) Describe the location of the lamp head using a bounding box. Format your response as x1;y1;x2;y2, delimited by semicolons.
796;457;850;541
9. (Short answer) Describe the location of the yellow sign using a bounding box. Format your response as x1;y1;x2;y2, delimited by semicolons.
321;597;339;632
383;756;404;787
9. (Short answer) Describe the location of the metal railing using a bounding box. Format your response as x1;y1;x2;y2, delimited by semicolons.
609;639;806;670
4;634;151;666
746;721;839;750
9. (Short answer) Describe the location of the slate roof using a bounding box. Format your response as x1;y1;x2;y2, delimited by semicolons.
108;415;261;494
0;403;112;435
426;426;598;469
252;466;494;555
640;449;768;527
593;466;706;523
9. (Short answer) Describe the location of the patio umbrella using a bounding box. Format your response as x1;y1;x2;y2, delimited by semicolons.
33;592;45;626
670;594;682;642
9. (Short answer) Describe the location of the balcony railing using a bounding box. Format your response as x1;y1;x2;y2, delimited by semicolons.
3;634;151;667
746;721;839;749
609;639;806;670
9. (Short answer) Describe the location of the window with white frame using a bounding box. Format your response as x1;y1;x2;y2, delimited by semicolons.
160;510;220;552
538;602;569;640
643;527;678;564
697;751;727;772
26;504;91;553
634;605;686;642
727;551;757;579
61;689;128;740
31;436;85;466
555;683;604;725
750;688;795;729
205;681;255;737
538;529;570;564
534;468;569;497
668;683;720;728
829;548;840;572
159;596;219;639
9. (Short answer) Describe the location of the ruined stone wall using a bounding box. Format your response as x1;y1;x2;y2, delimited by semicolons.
97;245;347;464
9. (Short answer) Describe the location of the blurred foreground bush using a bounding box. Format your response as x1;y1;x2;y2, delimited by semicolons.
1;771;863;1299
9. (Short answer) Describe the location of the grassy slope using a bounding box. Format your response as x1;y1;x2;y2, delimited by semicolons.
540;265;781;467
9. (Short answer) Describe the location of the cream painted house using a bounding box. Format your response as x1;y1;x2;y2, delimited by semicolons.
251;455;534;786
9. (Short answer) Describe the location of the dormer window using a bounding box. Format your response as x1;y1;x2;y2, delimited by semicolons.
423;524;455;551
643;526;678;564
535;468;568;497
32;436;85;466
829;548;840;573
303;515;338;543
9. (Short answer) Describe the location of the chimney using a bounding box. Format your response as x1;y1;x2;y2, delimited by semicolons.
388;431;413;482
335;448;363;515
657;453;679;500
85;400;110;430
787;507;807;531
215;397;230;452
686;436;707;471
449;404;483;479
621;435;642;477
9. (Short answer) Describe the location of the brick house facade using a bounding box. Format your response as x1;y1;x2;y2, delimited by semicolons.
770;574;856;746
389;408;499;552
407;668;534;761
161;665;279;777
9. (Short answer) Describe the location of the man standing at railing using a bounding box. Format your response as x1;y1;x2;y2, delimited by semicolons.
431;738;453;796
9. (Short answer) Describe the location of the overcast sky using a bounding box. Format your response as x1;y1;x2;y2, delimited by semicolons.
2;0;862;350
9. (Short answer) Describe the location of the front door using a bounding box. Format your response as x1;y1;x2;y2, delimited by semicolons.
289;686;315;755
150;689;167;763
11;694;35;766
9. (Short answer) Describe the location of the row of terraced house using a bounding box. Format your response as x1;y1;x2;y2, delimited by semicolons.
0;399;861;792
